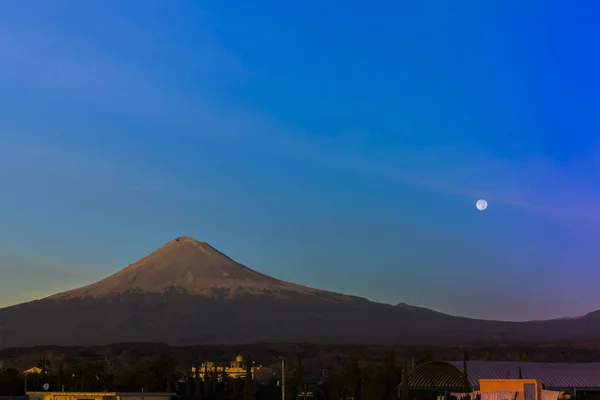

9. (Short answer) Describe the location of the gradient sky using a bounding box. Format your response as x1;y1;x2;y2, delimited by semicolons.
1;0;599;321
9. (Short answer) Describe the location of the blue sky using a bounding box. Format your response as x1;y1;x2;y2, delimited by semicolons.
1;0;599;321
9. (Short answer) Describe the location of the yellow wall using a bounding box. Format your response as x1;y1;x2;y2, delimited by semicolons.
480;379;542;400
23;367;43;375
27;392;171;400
28;392;116;400
191;366;272;381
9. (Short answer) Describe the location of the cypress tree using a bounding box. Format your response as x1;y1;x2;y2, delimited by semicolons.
462;348;470;396
243;354;253;400
382;351;398;400
212;361;217;399
58;362;63;391
293;356;305;400
185;376;193;400
194;365;201;399
166;359;173;393
203;364;209;400
220;365;228;400
402;366;410;400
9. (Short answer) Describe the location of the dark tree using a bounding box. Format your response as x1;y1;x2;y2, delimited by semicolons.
0;368;26;396
416;350;434;365
462;348;470;395
243;354;253;400
382;350;399;400
195;365;202;399
402;366;410;400
185;376;193;400
292;356;305;400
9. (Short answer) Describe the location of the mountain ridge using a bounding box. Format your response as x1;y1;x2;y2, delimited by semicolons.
1;236;600;348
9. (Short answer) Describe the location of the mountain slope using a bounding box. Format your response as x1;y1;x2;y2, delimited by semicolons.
50;237;355;302
0;237;599;348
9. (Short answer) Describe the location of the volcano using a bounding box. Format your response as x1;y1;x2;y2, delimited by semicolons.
1;237;600;347
50;237;347;301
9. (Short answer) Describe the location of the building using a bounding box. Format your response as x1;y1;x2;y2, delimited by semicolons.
23;368;44;375
191;354;273;381
27;392;175;400
399;361;600;400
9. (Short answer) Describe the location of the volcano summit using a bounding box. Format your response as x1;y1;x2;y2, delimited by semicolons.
50;237;343;301
1;237;600;347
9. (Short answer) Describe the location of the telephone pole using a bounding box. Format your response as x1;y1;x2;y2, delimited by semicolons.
280;357;285;400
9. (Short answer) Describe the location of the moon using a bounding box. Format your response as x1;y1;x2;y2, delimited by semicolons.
476;199;488;211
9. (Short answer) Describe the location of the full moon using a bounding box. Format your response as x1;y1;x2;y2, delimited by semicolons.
476;199;488;211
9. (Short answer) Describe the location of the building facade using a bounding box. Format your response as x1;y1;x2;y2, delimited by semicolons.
190;354;273;381
27;392;174;400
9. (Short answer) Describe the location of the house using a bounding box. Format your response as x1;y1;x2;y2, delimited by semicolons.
23;367;44;375
190;354;273;381
398;361;600;400
27;392;175;400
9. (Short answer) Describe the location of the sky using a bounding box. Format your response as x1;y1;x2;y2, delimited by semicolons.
0;0;599;321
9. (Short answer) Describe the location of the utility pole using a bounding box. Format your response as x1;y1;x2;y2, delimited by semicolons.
281;357;285;400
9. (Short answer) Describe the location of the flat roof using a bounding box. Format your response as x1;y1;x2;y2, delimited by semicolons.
445;361;600;389
399;361;600;390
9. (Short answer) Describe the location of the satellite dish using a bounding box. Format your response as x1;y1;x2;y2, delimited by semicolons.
43;383;50;391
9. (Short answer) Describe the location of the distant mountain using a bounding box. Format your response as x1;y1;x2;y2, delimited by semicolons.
1;237;599;348
50;237;354;302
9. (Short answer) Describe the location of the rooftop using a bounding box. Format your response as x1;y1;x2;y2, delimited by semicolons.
401;361;600;390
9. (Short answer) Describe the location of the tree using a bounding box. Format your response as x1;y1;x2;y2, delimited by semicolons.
361;363;385;400
67;360;110;392
292;356;306;400
402;366;410;400
342;356;360;400
220;365;229;400
243;354;253;400
462;348;470;397
416;350;433;366
185;375;193;400
201;364;208;399
382;350;399;400
57;362;64;391
194;365;202;399
166;358;174;393
0;368;26;396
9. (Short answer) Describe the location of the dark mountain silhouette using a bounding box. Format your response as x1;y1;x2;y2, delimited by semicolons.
0;237;599;348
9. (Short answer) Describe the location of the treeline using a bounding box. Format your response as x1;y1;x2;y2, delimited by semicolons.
0;350;414;400
0;351;407;400
324;352;405;400
0;348;471;400
0;356;179;395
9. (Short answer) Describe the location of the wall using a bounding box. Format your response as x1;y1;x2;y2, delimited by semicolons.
119;396;170;400
480;379;542;400
28;393;115;400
